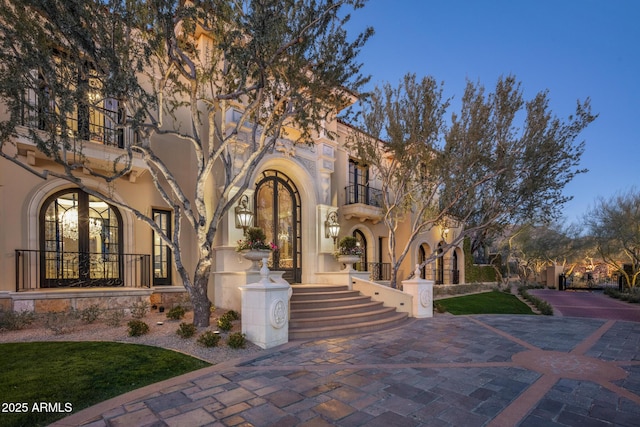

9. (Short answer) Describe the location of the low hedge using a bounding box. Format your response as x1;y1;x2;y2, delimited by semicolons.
518;285;553;315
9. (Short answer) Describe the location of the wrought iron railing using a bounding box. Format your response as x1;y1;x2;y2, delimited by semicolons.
15;249;151;291
356;262;391;281
21;92;136;149
345;184;383;207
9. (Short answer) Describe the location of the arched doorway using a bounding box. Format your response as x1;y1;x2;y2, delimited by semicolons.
255;170;301;283
418;244;428;279
40;189;123;287
353;229;367;272
435;242;444;284
452;251;459;284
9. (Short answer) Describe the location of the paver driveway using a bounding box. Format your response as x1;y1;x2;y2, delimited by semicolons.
52;314;640;427
529;289;640;322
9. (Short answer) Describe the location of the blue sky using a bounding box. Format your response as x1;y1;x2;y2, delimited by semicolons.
346;0;640;224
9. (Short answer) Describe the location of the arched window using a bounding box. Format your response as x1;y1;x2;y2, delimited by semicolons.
40;189;122;287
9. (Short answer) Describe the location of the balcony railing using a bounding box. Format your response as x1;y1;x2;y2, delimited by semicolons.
21;92;136;149
15;249;151;291
345;184;383;207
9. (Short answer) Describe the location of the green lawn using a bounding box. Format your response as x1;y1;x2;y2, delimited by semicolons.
436;290;535;315
0;341;210;427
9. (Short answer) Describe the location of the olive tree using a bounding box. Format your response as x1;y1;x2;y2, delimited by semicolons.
0;0;371;326
584;189;640;289
347;73;595;288
493;222;583;286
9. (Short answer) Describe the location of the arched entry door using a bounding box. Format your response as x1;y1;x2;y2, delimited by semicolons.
255;170;301;283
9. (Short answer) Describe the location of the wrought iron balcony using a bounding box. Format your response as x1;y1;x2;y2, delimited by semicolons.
342;184;384;223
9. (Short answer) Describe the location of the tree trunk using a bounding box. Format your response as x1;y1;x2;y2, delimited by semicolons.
389;268;398;289
191;268;212;327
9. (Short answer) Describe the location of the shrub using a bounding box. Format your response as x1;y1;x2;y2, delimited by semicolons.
176;322;197;339
225;310;240;321
105;310;125;327
518;286;553;315
335;235;363;257
45;309;80;335
127;320;150;337
0;310;35;331
80;304;102;324
217;314;233;331
197;331;222;347
130;300;149;319
166;305;186;320
227;332;246;349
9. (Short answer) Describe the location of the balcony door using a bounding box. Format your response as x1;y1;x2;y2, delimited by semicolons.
40;189;122;287
348;159;369;204
255;170;301;283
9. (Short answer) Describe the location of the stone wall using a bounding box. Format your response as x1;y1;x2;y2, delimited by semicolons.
149;287;191;310
11;290;152;315
2;287;191;316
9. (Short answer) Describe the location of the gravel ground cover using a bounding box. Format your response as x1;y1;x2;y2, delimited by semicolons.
0;309;265;365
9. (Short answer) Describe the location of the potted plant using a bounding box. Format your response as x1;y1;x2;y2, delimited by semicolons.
236;227;277;271
334;235;363;271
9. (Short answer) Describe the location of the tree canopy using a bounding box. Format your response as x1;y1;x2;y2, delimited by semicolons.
584;189;640;288
346;73;596;288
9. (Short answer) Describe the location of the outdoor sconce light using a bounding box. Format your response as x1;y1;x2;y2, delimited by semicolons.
439;218;451;242
234;194;254;234
325;211;340;243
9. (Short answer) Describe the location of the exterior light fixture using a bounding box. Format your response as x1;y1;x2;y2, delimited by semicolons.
440;219;451;242
234;194;254;234
325;211;340;243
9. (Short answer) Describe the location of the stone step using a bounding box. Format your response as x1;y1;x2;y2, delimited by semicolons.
290;289;361;302
288;283;410;340
290;306;398;329
290;284;349;294
290;295;372;310
289;312;409;340
290;300;385;319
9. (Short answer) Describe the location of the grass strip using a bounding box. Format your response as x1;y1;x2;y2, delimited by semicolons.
436;290;535;315
0;341;210;427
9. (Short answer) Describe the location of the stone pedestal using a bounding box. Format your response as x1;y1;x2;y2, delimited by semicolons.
402;277;434;318
239;257;291;349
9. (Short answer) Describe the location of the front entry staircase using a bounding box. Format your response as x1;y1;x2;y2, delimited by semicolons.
288;284;409;340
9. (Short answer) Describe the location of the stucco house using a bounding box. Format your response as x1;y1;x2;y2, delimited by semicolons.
0;5;464;333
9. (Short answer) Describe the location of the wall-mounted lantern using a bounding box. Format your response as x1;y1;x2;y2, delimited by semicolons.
234;194;254;234
324;211;340;244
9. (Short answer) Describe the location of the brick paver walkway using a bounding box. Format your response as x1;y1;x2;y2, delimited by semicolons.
52;314;640;426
